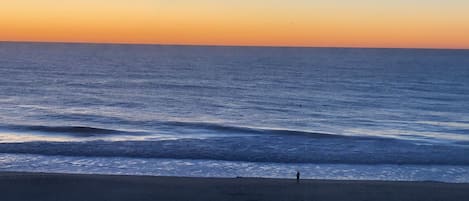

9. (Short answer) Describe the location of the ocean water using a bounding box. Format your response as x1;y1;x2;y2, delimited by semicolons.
0;42;469;182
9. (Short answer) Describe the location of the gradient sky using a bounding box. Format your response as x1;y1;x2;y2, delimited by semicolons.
1;0;469;49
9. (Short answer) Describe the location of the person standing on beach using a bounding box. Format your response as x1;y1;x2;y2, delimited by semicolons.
296;171;300;183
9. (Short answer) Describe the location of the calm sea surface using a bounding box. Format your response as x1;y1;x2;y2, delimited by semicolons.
1;42;468;182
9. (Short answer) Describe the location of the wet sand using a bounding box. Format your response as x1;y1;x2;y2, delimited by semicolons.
0;172;468;201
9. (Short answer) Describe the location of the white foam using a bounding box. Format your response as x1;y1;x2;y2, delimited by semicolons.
0;153;468;183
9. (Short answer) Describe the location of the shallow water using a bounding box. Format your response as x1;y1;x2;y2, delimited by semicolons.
1;154;468;183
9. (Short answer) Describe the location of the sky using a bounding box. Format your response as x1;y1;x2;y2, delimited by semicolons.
1;0;469;49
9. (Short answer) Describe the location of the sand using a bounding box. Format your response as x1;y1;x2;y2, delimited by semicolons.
0;172;468;201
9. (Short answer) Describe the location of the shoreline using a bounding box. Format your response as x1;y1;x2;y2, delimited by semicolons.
1;171;468;201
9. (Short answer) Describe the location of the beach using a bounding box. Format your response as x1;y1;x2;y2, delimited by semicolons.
0;172;468;201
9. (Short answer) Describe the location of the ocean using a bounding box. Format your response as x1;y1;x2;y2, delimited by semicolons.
0;42;468;182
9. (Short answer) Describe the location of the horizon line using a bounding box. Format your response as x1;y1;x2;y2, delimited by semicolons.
1;40;468;51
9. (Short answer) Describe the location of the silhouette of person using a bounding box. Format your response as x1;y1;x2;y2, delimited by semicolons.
296;171;300;183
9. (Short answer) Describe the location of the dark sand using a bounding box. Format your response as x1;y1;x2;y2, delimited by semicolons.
1;172;468;201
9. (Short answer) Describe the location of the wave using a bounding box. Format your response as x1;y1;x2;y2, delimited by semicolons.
163;121;347;138
0;120;379;140
155;120;389;140
0;125;144;137
0;136;468;165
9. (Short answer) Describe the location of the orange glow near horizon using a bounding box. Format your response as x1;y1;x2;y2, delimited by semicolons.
1;0;469;49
